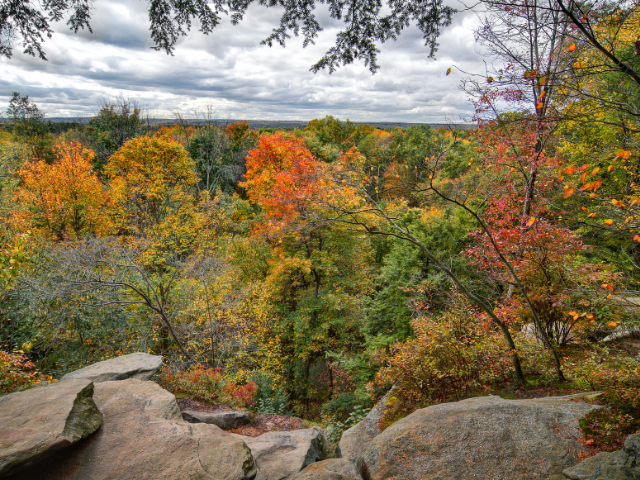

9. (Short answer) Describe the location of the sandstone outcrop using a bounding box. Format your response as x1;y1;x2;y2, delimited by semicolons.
0;379;102;478
60;352;163;382
8;379;256;480
362;394;600;480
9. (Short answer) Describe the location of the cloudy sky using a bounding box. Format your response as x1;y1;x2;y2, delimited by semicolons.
0;0;489;123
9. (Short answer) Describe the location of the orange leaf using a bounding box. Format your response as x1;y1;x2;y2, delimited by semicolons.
581;207;588;212
526;217;536;226
563;186;575;198
446;68;452;76
536;102;544;109
575;62;581;69
634;235;640;242
608;165;614;172
604;219;613;225
565;166;575;174
568;44;576;52
615;149;632;159
580;171;588;182
487;76;494;83
579;182;591;191
592;167;600;175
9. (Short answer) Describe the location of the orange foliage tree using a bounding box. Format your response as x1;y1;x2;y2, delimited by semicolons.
15;141;108;239
240;133;373;413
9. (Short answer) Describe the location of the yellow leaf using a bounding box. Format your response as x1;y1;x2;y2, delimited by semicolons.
604;219;613;225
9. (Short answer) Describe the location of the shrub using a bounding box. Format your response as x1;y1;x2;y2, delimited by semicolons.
572;347;640;450
0;350;45;394
250;371;290;415
372;305;513;428
325;404;371;452
158;364;257;408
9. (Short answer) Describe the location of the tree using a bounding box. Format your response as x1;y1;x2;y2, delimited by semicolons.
1;0;453;72
44;136;201;362
106;135;198;254
189;121;256;195
240;132;374;414
15;141;108;239
86;98;147;170
5;92;53;162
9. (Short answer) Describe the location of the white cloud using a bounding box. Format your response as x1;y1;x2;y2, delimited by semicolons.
0;0;486;122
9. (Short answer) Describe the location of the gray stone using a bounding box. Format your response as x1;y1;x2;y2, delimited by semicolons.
602;327;640;343
60;352;163;382
362;394;601;480
337;390;392;464
290;459;362;480
592;465;640;480
182;410;252;429
0;379;102;478
6;379;256;480
244;427;327;480
563;451;620;479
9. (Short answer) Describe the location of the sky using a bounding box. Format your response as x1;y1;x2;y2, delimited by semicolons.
0;0;489;123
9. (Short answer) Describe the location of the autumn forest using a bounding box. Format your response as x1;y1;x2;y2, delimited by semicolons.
1;0;640;454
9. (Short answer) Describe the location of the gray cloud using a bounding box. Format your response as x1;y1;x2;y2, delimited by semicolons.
0;1;486;122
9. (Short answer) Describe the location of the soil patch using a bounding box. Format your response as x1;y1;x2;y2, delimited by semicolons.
176;397;307;437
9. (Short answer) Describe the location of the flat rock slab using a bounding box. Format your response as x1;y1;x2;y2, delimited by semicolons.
182;410;251;429
60;352;163;382
291;459;362;480
363;394;601;480
244;427;326;480
0;379;102;478
8;379;256;480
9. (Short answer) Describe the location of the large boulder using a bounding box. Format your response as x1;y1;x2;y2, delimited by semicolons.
560;433;640;480
290;459;362;480
242;427;327;480
60;352;163;382
362;394;601;480
182;410;252;429
337;390;392;464
8;379;256;480
0;379;102;478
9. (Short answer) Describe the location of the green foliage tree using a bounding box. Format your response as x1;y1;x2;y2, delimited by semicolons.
86;98;146;170
5;92;53;162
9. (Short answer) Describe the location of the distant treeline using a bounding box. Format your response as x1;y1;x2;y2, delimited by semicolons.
39;118;475;131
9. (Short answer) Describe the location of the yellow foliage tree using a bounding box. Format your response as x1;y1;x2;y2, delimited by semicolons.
106;136;198;260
